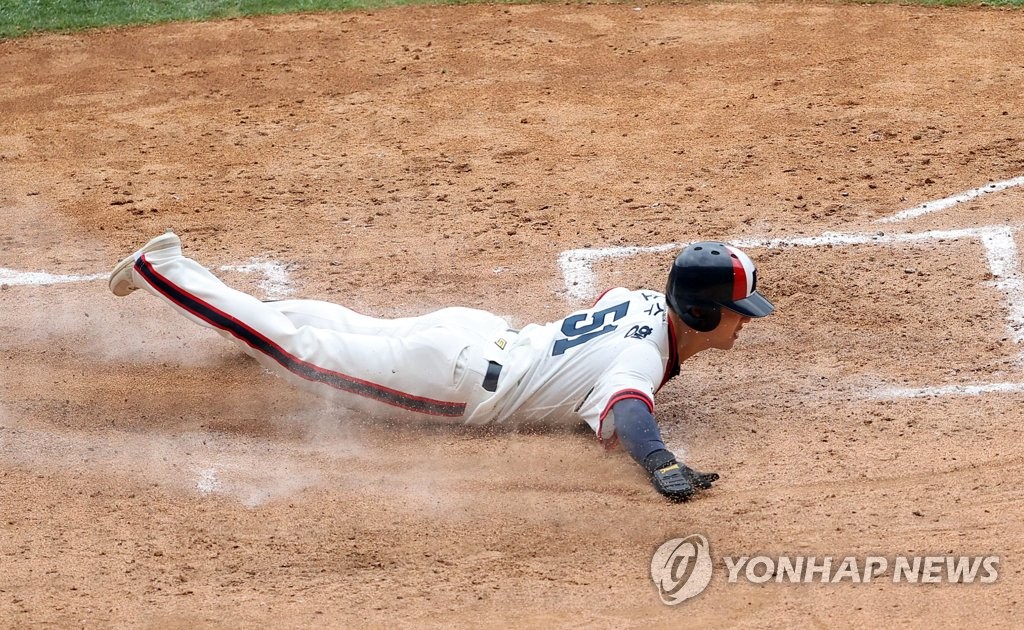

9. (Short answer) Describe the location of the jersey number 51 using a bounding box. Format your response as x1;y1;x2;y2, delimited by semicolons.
551;302;629;356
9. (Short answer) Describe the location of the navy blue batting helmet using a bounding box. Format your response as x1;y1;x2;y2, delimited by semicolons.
666;241;774;332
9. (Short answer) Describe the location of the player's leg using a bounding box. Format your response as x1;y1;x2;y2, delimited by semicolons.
265;299;513;340
109;233;485;420
262;299;416;336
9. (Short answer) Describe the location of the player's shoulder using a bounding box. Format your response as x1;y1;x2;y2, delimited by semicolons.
590;288;670;347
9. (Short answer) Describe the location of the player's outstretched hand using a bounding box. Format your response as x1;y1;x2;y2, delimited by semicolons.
643;449;719;502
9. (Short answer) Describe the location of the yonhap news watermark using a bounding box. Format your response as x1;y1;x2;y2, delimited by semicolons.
650;534;1000;606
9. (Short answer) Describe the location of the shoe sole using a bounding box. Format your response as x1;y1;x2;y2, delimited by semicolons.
108;232;181;296
108;253;138;296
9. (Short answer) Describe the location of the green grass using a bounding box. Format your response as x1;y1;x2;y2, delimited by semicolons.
865;0;1024;5
0;0;494;40
0;0;1021;40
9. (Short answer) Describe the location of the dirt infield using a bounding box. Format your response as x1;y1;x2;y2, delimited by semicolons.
2;2;1023;626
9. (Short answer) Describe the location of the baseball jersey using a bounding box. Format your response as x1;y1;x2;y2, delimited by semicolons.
487;288;679;442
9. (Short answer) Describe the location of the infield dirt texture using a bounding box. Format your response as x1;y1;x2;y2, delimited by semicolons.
2;2;1023;627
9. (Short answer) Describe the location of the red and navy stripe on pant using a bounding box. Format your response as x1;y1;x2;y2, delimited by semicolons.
135;256;467;418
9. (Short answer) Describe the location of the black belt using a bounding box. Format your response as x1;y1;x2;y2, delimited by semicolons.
482;360;502;392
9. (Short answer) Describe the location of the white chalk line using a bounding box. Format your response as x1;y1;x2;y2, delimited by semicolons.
0;269;105;286
193;465;286;508
559;179;1024;400
560;226;1024;398
196;467;224;494
878;175;1024;224
219;259;294;299
872;381;1024;399
559;174;1024;300
560;226;1024;325
0;259;294;298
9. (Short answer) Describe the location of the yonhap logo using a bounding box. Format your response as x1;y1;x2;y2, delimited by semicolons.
650;534;714;605
650;534;1000;605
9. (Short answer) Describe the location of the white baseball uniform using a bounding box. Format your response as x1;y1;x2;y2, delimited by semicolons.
132;248;679;442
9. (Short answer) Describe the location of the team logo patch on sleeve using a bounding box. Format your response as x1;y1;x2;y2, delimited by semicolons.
626;325;654;340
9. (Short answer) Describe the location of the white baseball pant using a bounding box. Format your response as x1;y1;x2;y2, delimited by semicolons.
131;248;512;422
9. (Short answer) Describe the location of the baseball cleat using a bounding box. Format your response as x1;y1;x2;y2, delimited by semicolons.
108;230;182;296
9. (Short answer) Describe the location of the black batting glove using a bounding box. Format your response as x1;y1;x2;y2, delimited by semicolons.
643;449;720;502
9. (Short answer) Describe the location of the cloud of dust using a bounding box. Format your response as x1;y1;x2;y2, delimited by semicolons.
1;222;473;509
0;424;332;507
3;397;511;516
2;223;389;507
191;458;322;509
260;397;473;516
2;276;228;369
2;222;292;369
277;398;369;457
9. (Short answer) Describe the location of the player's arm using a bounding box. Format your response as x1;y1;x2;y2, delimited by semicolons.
609;398;720;502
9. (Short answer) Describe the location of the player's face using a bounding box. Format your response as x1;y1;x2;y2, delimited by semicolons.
712;309;752;350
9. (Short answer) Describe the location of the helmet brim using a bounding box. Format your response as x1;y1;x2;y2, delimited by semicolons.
722;291;774;318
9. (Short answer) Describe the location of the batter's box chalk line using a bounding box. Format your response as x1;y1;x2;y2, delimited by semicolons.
218;259;294;299
558;174;1024;400
877;175;1024;224
0;258;294;299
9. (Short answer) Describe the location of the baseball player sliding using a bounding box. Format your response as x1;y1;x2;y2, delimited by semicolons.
109;231;773;502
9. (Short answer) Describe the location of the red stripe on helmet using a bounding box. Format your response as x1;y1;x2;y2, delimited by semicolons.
730;253;748;301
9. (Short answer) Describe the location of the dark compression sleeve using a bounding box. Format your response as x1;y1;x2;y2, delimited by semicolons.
610;398;667;466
